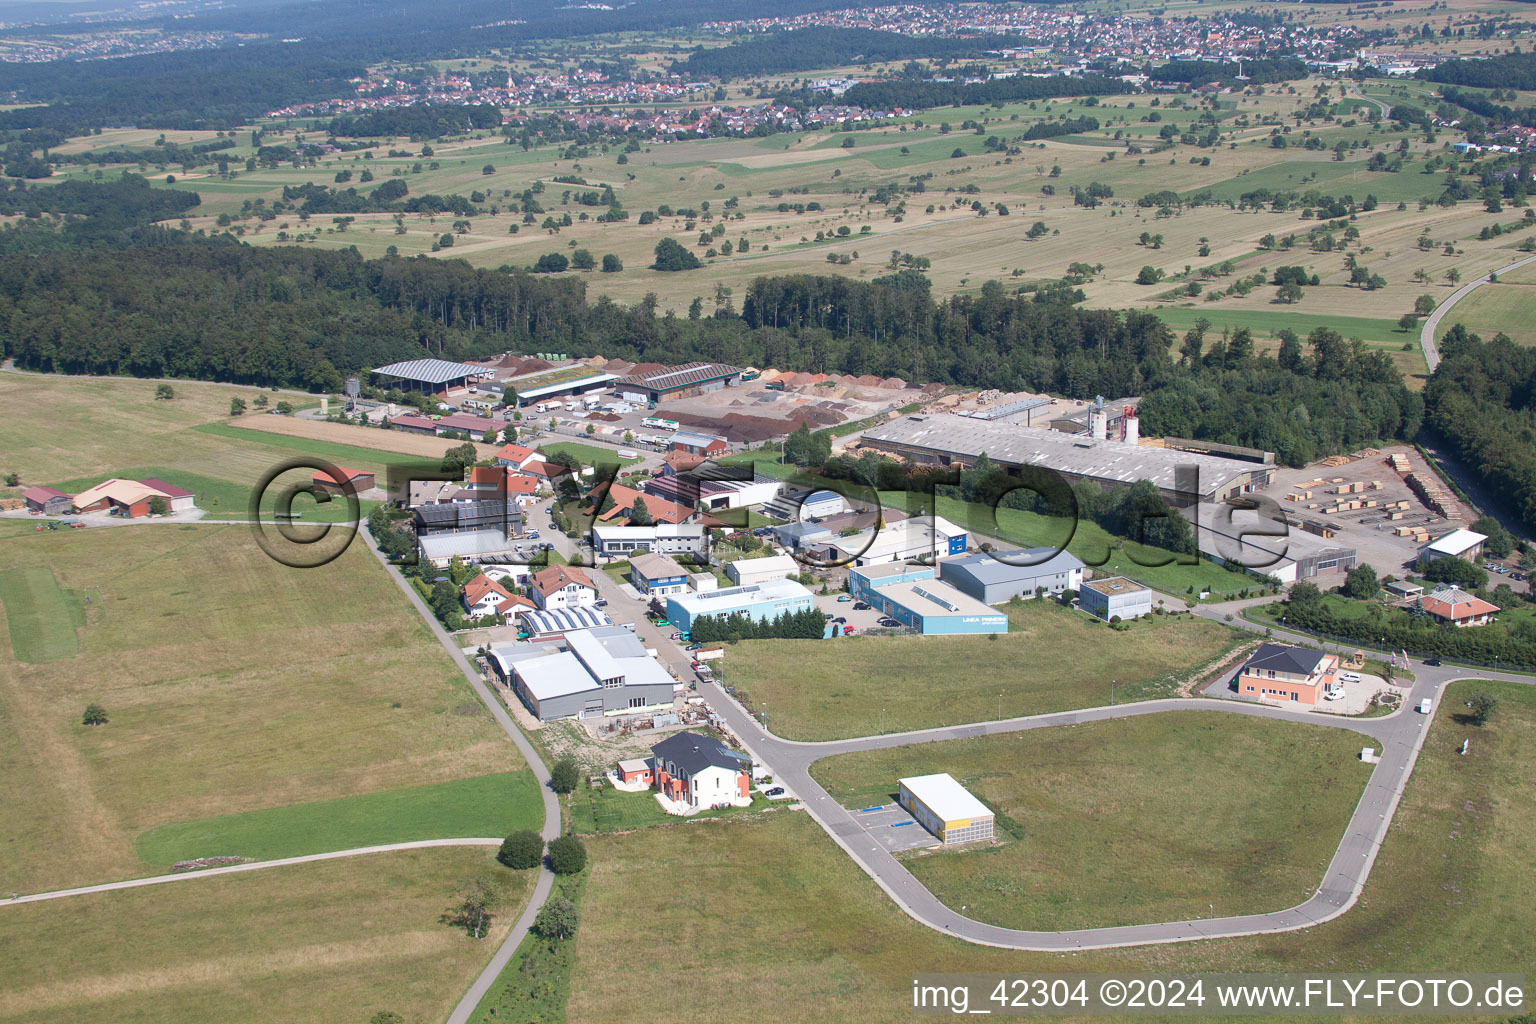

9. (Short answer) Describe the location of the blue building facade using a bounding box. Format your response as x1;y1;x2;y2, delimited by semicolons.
849;563;1007;635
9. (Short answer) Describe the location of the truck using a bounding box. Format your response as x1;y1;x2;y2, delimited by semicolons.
695;647;724;662
764;380;785;391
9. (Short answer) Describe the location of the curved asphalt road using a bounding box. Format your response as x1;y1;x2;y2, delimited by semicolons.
692;601;1528;951
1419;251;1536;372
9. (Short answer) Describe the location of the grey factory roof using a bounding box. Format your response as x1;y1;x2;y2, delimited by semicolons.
417;530;520;561
862;414;1261;497
618;362;741;391
372;358;492;385
514;373;619;400
942;547;1085;582
520;606;614;634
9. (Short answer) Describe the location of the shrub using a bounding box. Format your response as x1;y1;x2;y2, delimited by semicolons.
550;755;580;794
548;834;587;874
497;830;544;870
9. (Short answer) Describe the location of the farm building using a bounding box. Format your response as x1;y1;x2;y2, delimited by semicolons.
22;486;72;515
615;362;742;405
629;552;691;597
487;626;675;720
899;773;995;845
138;478;196;513
725;553;800;587
848;563;1007;635
861;414;1273;506
665;577;815;633
667;430;729;457
1236;644;1339;705
938;548;1085;604
310;467;375;497
434;413;495;437
387;413;439;435
72;479;173;518
371;358;492;394
1079;576;1153;621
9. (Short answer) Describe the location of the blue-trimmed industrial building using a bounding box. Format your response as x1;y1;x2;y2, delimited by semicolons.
665;578;814;632
938;548;1084;604
849;563;1007;635
629;552;690;597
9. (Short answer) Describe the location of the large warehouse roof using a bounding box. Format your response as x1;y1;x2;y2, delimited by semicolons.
941;547;1085;583
618;362;740;391
900;773;993;821
862;414;1262;498
372;358;492;385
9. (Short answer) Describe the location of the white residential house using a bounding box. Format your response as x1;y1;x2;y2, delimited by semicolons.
530;565;599;611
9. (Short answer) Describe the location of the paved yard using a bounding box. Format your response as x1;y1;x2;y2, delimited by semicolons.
851;803;941;852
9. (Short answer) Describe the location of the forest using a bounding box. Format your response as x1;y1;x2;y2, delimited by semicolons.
1422;325;1536;534
1421;51;1536;91
674;28;1027;79
0;243;1422;467
1148;58;1310;86
838;74;1128;112
328;104;505;140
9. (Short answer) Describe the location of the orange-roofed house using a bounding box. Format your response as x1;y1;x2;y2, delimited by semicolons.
493;443;545;471
588;482;697;525
1418;586;1499;627
462;573;534;617
529;565;598;611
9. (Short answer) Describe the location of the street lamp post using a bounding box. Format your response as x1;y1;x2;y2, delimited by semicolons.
1111;679;1116;705
997;692;1003;721
880;707;885;734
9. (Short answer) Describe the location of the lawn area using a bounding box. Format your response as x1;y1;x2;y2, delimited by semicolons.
538;440;642;468
880;491;1261;599
0;846;535;1024
567;783;764;834
135;770;542;869
810;711;1371;930
559;681;1536;1022
719;600;1243;740
1150;304;1411;348
44;465;376;523
0;523;521;894
0;566;84;663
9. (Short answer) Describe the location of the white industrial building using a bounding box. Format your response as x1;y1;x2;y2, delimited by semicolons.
592;523;710;558
812;515;968;567
487;626;676;720
898;773;995;845
1418;529;1487;565
724;553;801;587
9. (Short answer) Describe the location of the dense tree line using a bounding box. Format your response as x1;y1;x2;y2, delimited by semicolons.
1420;51;1536;91
1147;58;1309;86
0;174;198;223
1282;581;1536;668
674;28;1027;79
0;243;1421;465
1422;325;1536;533
686;606;829;642
1020;115;1100;141
328;104;503;139
838;74;1128;113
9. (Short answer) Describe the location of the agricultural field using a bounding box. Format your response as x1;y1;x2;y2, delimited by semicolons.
0;846;535;1024
0;522;530;894
717;600;1242;740
1433;261;1536;347
564;680;1534;1023
46;71;1499;334
810;711;1371;930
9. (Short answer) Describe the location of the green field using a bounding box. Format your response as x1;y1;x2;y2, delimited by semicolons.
44;464;377;523
0;847;534;1024
880;491;1261;598
719;600;1242;740
811;711;1370;930
1435;277;1536;348
0;523;521;894
560;681;1536;1023
136;770;542;868
0;566;85;663
538;440;643;468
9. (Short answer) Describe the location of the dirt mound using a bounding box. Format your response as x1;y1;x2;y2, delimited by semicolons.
671;406;841;443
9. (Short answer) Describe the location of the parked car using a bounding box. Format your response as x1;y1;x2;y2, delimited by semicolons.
842;626;857;635
765;786;785;797
685;643;702;651
837;594;852;603
823;613;833;620
833;616;846;624
1424;657;1442;666
878;617;899;627
852;601;870;611
690;660;702;670
670;631;686;640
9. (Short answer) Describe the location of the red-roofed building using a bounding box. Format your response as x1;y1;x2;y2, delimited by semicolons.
311;468;376;496
435;413;495;437
529;565;598;610
1418;586;1499;627
462;467;542;507
588;482;697;525
387;413;439;435
22;486;72;515
462;573;534;617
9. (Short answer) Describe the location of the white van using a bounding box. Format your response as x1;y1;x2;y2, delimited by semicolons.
1339;671;1362;684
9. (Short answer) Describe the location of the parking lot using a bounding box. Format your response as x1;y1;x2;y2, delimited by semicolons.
811;592;904;634
851;803;941;852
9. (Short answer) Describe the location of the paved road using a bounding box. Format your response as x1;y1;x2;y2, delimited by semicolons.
1419;251;1536;372
1348;84;1391;120
5;838;505;906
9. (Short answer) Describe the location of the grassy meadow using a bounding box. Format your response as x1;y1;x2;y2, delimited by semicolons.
0;847;535;1024
718;599;1242;740
810;711;1371;929
0;522;528;894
